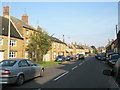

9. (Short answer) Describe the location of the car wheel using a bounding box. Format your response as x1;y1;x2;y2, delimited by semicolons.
40;69;44;77
16;75;24;86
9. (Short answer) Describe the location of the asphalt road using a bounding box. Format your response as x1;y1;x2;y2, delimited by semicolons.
2;56;120;90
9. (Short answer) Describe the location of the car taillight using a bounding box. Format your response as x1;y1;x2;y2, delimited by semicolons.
0;70;11;75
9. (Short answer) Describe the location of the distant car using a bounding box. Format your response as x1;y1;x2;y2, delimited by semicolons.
0;59;44;86
107;54;119;67
78;54;85;60
72;55;77;60
55;56;65;62
96;53;106;61
103;57;120;89
65;55;71;61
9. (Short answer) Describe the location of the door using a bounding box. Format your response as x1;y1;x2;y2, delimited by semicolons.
0;51;4;61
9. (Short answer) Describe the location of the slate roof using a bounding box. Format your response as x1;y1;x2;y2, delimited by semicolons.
0;16;23;39
49;36;67;45
10;16;36;35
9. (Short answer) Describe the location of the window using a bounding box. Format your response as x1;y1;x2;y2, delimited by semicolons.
18;60;29;67
58;43;60;49
54;43;56;49
26;30;29;35
26;39;28;45
0;38;3;45
53;52;57;59
9;51;17;58
26;60;36;66
10;40;16;46
25;51;28;59
0;60;17;66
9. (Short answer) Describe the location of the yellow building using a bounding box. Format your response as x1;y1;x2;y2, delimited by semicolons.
0;6;36;61
43;37;67;61
1;6;68;62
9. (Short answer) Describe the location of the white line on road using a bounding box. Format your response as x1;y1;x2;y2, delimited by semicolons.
54;71;69;81
72;66;78;70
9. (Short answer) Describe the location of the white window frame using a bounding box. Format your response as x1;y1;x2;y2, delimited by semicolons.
25;51;28;59
26;39;28;45
9;51;17;58
54;43;56;49
26;30;29;35
0;38;3;45
53;52;56;59
10;40;17;46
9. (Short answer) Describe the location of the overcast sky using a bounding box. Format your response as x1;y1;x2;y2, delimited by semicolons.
1;2;118;47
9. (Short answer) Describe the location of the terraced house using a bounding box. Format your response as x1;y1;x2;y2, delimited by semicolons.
0;6;36;61
0;6;68;62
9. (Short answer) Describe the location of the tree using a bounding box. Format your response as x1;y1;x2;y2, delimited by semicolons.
27;30;52;63
91;46;97;54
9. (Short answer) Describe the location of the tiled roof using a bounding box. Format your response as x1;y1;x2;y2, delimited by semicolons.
0;16;23;39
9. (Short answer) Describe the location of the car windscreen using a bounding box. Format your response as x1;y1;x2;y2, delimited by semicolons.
79;54;83;56
0;60;17;66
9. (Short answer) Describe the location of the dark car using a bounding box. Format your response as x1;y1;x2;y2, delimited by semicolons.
78;54;85;60
103;58;120;89
65;55;71;61
55;56;65;62
105;52;117;61
95;53;106;61
107;54;119;67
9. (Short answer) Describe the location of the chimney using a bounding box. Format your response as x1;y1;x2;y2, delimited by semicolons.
22;14;28;24
3;6;9;16
37;25;42;31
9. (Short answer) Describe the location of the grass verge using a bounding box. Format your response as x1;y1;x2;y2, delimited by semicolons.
37;61;64;67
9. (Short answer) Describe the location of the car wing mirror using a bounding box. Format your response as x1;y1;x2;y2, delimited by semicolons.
103;70;112;76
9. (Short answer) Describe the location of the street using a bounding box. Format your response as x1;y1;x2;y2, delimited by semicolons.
2;56;119;89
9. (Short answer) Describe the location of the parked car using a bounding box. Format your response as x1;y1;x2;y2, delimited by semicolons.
72;55;77;60
0;59;44;86
103;57;120;89
55;55;65;62
65;55;71;61
105;52;116;60
78;54;85;60
107;54;119;67
95;53;106;61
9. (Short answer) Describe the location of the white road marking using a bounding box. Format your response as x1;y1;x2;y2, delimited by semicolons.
72;66;78;70
54;72;69;81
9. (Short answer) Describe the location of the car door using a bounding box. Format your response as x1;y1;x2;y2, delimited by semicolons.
18;60;31;80
26;60;40;78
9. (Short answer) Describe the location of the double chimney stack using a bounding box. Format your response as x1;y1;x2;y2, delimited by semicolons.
3;6;28;24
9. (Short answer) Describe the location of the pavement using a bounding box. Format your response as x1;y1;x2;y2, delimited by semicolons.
2;56;120;90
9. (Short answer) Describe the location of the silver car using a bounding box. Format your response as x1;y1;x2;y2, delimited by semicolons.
0;59;44;86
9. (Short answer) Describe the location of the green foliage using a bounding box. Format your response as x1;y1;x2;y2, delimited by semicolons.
27;30;52;62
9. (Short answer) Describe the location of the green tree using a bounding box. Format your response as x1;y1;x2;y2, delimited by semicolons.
27;30;52;63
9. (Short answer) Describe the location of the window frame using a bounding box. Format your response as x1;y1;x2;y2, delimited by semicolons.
10;39;17;46
9;51;17;58
0;38;3;45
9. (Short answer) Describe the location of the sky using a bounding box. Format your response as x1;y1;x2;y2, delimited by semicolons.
1;2;118;48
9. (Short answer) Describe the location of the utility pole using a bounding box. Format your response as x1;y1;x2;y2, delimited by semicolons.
116;25;118;38
63;35;65;42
